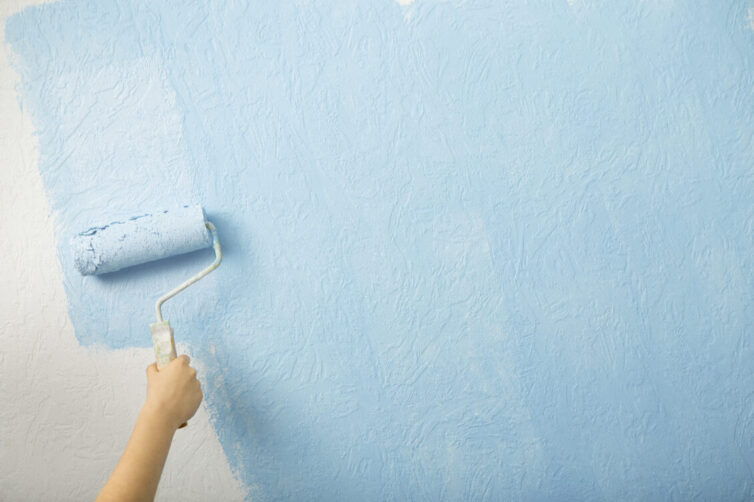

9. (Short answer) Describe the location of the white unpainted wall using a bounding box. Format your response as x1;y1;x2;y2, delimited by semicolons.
0;1;246;500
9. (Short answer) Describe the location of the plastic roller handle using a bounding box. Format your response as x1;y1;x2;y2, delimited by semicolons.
149;321;188;429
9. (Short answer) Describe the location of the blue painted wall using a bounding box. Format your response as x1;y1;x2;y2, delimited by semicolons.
6;1;754;499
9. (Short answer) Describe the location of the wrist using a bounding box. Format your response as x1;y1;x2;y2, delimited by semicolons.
139;403;180;434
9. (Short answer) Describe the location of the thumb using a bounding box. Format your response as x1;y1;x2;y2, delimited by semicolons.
146;362;158;380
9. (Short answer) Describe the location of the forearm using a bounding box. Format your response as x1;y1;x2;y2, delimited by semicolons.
96;357;201;501
96;406;175;502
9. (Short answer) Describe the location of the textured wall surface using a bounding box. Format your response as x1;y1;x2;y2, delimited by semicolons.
1;2;245;501
4;0;754;500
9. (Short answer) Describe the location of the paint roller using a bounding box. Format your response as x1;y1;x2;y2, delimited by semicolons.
72;204;221;384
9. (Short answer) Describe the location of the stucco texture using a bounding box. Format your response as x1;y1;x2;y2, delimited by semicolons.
3;0;754;500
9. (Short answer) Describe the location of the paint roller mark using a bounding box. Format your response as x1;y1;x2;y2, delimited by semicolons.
748;7;754;30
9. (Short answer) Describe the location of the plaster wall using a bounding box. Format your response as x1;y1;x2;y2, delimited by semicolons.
2;1;754;500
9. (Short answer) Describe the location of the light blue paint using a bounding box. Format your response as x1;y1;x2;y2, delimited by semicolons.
5;0;754;499
72;205;212;275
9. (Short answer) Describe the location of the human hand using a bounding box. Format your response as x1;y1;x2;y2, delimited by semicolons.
143;355;203;431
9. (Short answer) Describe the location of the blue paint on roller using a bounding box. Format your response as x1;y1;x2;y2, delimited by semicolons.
72;205;212;275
